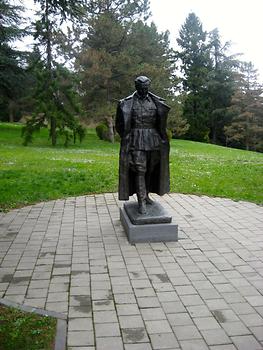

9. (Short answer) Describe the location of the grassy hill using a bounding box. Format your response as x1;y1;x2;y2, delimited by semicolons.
0;122;262;211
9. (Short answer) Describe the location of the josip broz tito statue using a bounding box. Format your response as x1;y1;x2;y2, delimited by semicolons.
116;76;170;214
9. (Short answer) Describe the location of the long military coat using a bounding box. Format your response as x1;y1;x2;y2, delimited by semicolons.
115;91;170;200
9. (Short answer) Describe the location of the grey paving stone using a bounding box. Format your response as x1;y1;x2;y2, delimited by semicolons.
245;295;263;307
186;305;212;318
70;295;91;307
96;337;123;350
231;335;263;350
221;321;250;336
92;300;115;311
24;298;46;308
167;312;193;326
156;291;179;302
193;317;221;330
114;293;137;304
46;301;68;313
68;347;95;350
122;327;149;343
93;311;118;323
180;339;209;350
221;292;245;303
119;315;144;329
180;294;204;306
229;302;256;315
95;322;121;337
161;301;186;314
209;345;236;350
201;329;231;345
137;297;160;308
173;325;202;341
141;308;166;321
4;294;25;303
145;319;172;334
47;292;68;302
69;306;92;317
250;326;263;341
117;304;140;316
68;331;94;347
150;333;179;349
124;344;152;350
68;318;93;331
206;298;230;310
239;313;263;327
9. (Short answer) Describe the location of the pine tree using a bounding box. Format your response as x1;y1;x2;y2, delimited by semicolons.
0;0;27;122
206;29;238;144
225;62;263;152
75;0;173;122
22;0;87;146
167;95;190;138
176;12;212;142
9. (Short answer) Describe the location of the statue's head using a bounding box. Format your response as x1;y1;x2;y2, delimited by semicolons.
135;76;151;98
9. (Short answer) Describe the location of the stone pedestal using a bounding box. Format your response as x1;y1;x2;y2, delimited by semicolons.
120;202;178;243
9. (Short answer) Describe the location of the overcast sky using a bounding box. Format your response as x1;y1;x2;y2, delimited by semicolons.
150;0;263;82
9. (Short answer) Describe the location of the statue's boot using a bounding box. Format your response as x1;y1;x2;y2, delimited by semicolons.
138;200;147;214
145;194;154;205
145;173;154;205
136;174;147;214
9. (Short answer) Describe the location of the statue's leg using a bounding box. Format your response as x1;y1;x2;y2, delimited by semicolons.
133;151;147;214
145;150;160;204
136;173;147;214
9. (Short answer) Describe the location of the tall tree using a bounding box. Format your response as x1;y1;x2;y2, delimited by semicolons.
23;0;87;146
75;0;174;122
0;0;26;122
206;29;238;144
176;12;212;142
225;62;263;152
85;0;150;21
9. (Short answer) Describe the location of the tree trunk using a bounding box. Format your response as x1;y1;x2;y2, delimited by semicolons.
106;116;114;143
50;117;57;146
8;100;15;123
212;126;217;144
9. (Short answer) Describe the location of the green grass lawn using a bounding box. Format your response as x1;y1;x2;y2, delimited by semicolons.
0;122;262;211
0;305;56;350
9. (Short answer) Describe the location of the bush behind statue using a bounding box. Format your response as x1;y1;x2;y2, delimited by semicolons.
96;118;120;143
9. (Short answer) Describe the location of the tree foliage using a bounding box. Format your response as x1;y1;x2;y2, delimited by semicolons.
0;0;27;122
176;12;211;142
76;1;173;122
22;0;87;146
206;29;239;145
225;62;263;151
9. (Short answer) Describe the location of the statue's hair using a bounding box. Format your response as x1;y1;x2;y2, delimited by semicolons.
135;76;151;85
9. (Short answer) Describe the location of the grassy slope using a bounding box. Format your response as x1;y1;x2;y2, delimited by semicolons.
0;122;262;211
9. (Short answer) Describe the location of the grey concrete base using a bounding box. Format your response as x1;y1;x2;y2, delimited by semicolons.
120;206;178;243
124;201;172;225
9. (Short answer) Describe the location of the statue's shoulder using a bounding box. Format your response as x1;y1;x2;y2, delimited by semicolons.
124;94;134;101
149;92;166;102
149;92;170;110
118;92;135;106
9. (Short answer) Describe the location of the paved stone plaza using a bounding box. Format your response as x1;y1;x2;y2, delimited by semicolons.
0;193;263;350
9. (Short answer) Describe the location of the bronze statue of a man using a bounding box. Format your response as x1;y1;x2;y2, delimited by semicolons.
116;76;170;214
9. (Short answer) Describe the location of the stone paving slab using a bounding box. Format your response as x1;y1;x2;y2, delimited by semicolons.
0;193;263;350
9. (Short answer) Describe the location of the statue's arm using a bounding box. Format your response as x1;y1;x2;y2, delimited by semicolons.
115;101;124;138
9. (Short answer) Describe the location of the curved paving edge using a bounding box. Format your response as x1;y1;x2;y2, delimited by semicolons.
0;193;263;350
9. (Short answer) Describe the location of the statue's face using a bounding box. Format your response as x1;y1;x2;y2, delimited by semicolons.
136;82;150;98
